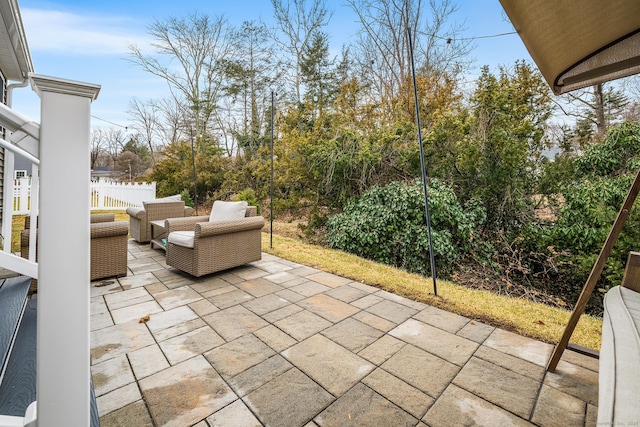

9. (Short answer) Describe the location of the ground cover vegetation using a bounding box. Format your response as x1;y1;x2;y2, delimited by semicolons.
90;0;640;316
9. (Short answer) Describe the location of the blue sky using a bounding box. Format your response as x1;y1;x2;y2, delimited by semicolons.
12;0;532;129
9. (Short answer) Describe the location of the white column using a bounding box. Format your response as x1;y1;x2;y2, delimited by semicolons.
30;74;100;427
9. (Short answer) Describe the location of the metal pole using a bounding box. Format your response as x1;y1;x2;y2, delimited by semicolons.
270;91;275;248
407;27;438;296
189;126;198;215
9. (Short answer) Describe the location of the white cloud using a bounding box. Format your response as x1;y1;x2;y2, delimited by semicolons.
21;8;153;56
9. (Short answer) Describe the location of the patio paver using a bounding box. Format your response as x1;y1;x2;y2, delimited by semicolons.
244;368;333;427
282;334;375;396
92;240;600;426
139;356;235;427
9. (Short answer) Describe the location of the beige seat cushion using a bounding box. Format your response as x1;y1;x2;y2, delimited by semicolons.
168;230;195;248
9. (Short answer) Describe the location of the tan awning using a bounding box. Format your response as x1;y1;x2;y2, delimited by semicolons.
499;0;640;94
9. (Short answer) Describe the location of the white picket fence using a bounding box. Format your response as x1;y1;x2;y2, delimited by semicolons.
12;178;156;213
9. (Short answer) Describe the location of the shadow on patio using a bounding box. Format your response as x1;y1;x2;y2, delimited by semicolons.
91;239;598;427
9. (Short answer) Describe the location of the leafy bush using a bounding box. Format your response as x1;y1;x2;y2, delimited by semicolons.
180;190;194;208
235;188;260;213
517;122;640;312
326;179;485;277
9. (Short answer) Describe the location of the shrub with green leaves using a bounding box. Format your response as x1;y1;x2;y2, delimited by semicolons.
326;179;485;277
520;122;640;310
236;188;260;214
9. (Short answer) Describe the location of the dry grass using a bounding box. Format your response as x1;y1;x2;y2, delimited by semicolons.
11;214;27;253
261;232;602;350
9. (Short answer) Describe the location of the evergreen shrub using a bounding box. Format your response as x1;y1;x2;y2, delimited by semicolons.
326;179;485;277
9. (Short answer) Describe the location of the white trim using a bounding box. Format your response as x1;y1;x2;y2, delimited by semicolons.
0;138;38;165
30;74;100;100
1;150;13;253
0;251;36;278
0;415;26;427
27;166;38;262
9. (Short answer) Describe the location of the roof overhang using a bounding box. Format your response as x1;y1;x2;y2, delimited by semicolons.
499;0;640;95
0;0;33;81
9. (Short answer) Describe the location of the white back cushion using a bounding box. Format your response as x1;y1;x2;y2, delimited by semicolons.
209;200;248;222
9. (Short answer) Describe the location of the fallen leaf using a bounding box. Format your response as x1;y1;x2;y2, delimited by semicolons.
94;280;114;287
534;320;545;326
139;315;151;323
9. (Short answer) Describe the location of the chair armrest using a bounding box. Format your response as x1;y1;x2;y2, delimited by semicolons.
184;206;195;217
91;221;129;238
165;215;209;233
126;207;146;219
197;216;265;238
91;213;115;223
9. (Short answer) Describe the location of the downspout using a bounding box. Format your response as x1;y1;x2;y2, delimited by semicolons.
1;76;30;252
7;76;30;107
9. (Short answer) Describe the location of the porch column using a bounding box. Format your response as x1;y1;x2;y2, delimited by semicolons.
31;74;100;427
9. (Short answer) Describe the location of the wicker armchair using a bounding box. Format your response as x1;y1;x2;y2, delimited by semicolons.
21;214;129;281
164;205;264;277
89;221;129;281
126;199;194;243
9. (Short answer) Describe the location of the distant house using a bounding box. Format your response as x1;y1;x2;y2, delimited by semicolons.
14;152;32;177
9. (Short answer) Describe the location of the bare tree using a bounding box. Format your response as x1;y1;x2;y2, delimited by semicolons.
128;13;232;142
128;98;160;165
555;82;629;142
213;96;239;157
90;128;106;168
156;96;188;146
347;0;470;112
270;0;332;103
221;20;280;156
104;128;129;167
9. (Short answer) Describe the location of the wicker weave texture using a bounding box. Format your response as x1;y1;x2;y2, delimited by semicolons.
24;213;115;230
127;200;193;243
90;222;128;281
165;206;264;277
21;220;129;282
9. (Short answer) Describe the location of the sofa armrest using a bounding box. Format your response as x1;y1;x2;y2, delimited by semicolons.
184;206;195;217
126;207;146;219
91;221;129;238
165;215;209;233
196;216;265;238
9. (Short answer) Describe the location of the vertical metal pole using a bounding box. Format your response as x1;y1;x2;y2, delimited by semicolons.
407;27;438;296
270;91;275;248
189;126;198;215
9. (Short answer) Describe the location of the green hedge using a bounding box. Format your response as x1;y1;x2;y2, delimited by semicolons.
326;179;485;277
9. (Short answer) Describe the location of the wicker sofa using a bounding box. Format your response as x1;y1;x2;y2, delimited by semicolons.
164;203;264;277
21;214;129;281
126;198;194;243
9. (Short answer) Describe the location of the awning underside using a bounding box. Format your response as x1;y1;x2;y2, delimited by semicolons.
499;0;640;94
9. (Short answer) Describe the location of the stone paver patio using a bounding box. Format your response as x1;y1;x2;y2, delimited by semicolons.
91;240;599;426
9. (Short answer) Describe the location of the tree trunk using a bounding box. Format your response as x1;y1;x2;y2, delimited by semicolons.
594;83;606;138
